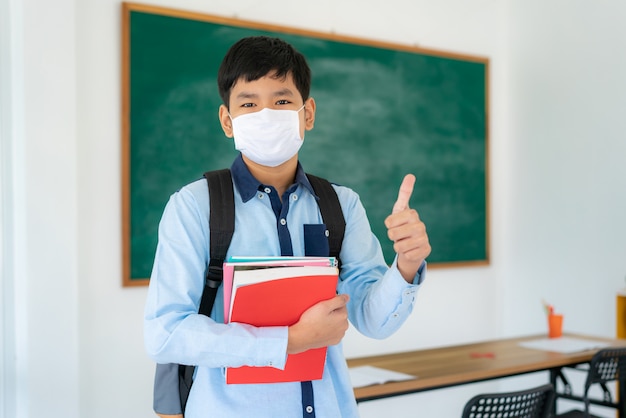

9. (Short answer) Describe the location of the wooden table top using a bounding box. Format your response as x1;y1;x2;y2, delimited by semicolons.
347;333;626;402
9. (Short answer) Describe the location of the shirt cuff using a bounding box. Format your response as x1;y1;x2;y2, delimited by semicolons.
245;324;289;370
392;257;427;285
416;260;427;284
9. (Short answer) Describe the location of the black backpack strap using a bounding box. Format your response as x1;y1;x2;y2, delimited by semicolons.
179;169;235;414
306;174;346;265
199;169;235;315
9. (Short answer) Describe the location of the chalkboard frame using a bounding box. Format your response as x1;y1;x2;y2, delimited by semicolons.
121;2;490;286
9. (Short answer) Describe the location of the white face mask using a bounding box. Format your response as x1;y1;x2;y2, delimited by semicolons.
230;106;305;167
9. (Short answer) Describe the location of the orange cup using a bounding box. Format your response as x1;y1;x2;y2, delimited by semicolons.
548;314;563;338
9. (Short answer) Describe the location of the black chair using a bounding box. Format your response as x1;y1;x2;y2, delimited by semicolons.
461;383;555;418
554;347;626;418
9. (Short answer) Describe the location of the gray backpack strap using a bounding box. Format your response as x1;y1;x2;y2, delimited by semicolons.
153;363;183;415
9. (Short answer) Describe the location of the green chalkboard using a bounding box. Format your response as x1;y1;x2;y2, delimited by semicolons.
121;3;489;285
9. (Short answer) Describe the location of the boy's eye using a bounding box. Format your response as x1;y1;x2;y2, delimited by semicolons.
276;99;291;105
241;103;255;108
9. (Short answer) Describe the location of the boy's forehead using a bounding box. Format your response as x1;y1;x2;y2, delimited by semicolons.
236;70;292;84
230;71;299;95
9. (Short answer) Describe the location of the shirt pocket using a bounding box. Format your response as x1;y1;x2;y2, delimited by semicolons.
303;224;329;257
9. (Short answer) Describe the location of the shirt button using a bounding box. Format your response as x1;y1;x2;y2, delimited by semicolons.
306;406;314;414
257;193;264;199
280;218;287;226
264;187;271;194
292;194;298;201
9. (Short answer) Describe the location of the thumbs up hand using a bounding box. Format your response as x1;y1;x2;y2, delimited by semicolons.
385;174;431;282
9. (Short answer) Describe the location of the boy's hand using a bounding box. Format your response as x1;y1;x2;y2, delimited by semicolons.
385;174;431;282
287;294;349;354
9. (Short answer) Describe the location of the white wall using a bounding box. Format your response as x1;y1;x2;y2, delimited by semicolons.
504;0;626;339
2;0;80;417
2;0;625;417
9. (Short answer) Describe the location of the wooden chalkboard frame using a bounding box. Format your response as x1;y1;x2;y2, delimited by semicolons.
121;2;490;286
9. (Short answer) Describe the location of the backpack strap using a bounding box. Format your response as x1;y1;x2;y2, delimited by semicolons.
199;169;235;315
179;169;235;414
306;173;345;265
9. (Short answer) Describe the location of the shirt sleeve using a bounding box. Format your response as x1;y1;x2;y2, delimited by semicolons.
143;183;288;370
334;185;426;339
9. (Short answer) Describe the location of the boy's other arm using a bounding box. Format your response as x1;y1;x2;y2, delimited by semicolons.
385;174;431;282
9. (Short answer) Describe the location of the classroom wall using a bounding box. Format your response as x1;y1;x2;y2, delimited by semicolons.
2;0;625;417
504;0;626;338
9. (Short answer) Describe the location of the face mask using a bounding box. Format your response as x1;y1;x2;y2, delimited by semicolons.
230;106;305;167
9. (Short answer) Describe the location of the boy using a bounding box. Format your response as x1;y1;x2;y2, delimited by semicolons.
144;36;431;417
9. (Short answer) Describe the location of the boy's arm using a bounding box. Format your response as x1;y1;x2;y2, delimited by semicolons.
287;172;430;350
144;184;289;370
385;174;431;282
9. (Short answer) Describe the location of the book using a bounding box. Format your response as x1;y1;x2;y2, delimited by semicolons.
222;256;336;322
225;263;339;384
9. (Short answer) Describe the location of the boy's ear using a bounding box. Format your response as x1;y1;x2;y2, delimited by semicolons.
304;97;316;131
218;104;233;138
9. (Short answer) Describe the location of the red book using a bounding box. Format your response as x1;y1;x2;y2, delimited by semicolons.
222;257;336;323
226;266;338;384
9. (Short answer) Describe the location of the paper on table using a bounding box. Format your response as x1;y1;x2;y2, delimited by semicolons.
518;336;610;354
349;365;416;388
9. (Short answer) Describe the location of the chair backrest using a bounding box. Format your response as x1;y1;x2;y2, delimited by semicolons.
581;347;626;413
586;347;626;388
461;383;555;418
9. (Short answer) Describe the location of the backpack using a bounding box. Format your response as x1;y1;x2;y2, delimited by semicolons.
153;169;346;417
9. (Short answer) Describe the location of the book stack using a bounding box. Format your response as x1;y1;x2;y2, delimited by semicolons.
222;256;339;384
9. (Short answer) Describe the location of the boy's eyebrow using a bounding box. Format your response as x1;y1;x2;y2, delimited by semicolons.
234;88;296;101
273;88;296;97
234;91;259;100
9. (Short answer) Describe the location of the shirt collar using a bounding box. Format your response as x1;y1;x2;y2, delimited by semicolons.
230;154;317;202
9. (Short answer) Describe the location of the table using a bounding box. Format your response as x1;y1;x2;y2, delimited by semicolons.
346;333;626;403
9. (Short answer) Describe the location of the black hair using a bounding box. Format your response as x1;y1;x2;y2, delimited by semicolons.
217;36;311;108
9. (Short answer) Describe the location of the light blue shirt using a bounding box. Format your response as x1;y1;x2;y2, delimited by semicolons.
144;156;426;417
